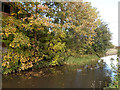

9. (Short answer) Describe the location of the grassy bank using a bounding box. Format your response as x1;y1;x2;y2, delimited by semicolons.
65;55;99;66
106;48;118;55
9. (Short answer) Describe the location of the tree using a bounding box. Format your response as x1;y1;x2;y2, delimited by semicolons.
2;2;66;74
63;2;101;56
91;23;113;57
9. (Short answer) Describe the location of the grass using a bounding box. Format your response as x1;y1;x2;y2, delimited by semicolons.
65;54;99;66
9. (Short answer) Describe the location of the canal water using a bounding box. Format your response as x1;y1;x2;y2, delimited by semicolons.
2;55;119;88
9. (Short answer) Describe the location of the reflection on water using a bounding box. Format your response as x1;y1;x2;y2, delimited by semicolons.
99;55;118;78
2;55;118;88
100;55;118;69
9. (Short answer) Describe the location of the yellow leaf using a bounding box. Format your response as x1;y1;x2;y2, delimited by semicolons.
18;10;22;14
11;13;16;16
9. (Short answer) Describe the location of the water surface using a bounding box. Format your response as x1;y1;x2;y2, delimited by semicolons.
2;55;118;88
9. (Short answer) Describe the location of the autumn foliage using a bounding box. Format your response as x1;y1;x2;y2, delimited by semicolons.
2;2;112;74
